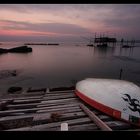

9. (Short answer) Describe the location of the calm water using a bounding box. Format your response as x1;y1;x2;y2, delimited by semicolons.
0;42;140;90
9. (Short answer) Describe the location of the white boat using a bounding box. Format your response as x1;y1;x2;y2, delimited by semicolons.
75;78;140;126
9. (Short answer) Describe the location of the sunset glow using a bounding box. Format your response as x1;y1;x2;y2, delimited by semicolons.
0;4;140;42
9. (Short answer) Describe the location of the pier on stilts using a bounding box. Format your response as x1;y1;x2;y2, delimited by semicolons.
0;87;140;131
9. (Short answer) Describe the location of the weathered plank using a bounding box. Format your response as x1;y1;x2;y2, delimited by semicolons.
7;97;79;110
13;98;42;104
0;108;37;117
44;92;75;97
33;111;86;125
0;115;33;130
1;95;43;101
37;101;79;108
37;107;82;114
37;107;81;114
36;103;80;112
2;107;81;120
38;123;98;131
22;92;45;97
43;94;77;100
0;103;79;117
27;88;46;93
48;90;75;94
40;97;79;104
7;117;91;131
7;103;38;110
69;123;99;131
0;100;13;111
79;103;112;131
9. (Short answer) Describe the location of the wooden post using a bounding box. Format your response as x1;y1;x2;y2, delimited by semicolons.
61;123;68;131
119;68;123;80
79;104;112;131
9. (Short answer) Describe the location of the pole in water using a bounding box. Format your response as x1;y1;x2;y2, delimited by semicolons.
119;68;123;80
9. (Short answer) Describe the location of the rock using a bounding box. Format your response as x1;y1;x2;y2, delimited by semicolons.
0;46;32;54
8;46;32;53
8;87;22;94
0;48;8;54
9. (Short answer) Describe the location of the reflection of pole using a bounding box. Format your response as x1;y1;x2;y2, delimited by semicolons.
119;68;123;80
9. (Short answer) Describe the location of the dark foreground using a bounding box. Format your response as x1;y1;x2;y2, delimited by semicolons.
0;87;140;132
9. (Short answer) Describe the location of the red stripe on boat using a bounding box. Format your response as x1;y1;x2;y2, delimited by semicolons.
75;89;121;119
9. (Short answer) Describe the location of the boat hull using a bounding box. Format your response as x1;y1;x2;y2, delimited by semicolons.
75;78;140;126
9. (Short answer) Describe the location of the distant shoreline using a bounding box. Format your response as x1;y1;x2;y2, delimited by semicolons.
24;43;59;45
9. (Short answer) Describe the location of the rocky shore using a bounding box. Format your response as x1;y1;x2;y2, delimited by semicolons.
0;46;32;54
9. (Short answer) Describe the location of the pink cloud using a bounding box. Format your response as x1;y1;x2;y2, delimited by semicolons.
0;29;60;37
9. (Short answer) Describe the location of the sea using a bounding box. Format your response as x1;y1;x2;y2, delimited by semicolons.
0;41;140;92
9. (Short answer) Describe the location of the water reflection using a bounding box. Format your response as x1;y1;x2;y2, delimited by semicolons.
119;46;134;57
0;42;140;89
93;46;115;57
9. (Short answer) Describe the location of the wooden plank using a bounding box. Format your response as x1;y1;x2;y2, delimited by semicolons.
27;88;46;93
0;103;79;117
0;100;13;111
48;90;74;94
7;98;79;110
0;115;33;130
42;123;99;131
44;92;75;96
79;103;112;131
69;123;99;131
37;107;81;114
43;94;76;99
40;98;79;104
8;106;81;117
37;100;79;108
1;95;43;101
43;94;76;100
7;103;38;110
33;111;86;125
12;96;78;105
13;98;42;104
7;117;91;131
22;92;45;97
37;103;79;111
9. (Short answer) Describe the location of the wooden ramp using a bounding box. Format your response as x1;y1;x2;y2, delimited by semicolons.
0;88;140;131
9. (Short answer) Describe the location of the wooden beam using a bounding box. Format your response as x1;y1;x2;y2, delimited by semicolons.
7;117;91;131
79;103;112;131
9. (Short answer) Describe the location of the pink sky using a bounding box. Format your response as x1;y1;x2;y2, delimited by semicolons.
0;4;140;42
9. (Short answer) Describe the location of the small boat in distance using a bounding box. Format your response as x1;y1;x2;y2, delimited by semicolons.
75;78;140;126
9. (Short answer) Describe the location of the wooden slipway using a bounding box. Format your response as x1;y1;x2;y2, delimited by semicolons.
0;87;140;131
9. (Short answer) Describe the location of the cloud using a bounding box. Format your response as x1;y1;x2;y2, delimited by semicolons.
0;4;140;40
0;19;91;36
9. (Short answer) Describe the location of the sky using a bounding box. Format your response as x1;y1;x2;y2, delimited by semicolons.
0;4;140;42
